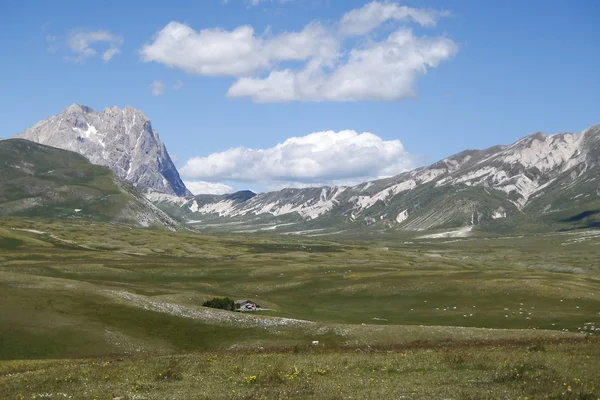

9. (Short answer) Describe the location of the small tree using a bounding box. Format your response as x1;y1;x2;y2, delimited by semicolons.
202;297;236;311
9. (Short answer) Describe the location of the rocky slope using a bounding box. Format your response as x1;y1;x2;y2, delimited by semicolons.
13;104;191;197
153;123;600;235
0;139;179;229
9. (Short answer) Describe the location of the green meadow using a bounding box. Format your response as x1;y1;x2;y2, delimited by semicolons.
1;217;599;399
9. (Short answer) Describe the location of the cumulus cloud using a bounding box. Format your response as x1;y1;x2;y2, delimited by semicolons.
184;181;234;195
228;29;457;102
150;80;166;96
140;1;456;102
140;22;334;77
180;130;415;187
67;29;123;62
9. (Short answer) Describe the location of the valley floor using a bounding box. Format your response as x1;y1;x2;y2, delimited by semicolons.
1;218;599;399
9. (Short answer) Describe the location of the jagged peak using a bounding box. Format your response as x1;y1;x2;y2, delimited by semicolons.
14;104;191;197
63;103;94;114
61;104;150;121
99;105;149;119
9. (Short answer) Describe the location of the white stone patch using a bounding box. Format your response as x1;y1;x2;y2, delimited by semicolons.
14;228;47;235
196;200;238;217
491;207;506;219
352;179;416;211
414;168;446;184
396;209;409;223
417;226;473;239
144;191;188;206
188;200;200;212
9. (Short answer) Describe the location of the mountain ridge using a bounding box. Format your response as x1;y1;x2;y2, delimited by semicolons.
153;122;600;235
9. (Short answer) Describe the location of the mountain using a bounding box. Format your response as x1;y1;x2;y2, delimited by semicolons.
13;104;191;197
0;139;179;228
153;123;600;235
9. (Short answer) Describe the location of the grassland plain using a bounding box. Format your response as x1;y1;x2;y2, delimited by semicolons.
0;217;599;399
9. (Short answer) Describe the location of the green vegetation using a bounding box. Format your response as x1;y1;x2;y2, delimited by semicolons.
0;217;599;398
0;139;175;227
203;297;236;311
2;339;599;399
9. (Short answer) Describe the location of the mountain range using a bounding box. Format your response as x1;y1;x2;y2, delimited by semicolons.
153;124;600;235
8;104;600;235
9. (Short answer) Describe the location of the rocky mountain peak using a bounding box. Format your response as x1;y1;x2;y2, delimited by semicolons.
13;105;191;197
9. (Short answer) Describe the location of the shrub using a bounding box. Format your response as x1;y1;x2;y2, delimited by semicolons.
202;297;236;311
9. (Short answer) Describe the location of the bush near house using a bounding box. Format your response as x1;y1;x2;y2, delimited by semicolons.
202;297;236;311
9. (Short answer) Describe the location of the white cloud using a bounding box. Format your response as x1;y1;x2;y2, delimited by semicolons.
172;80;183;90
140;1;456;102
102;47;120;62
184;181;234;195
67;29;123;63
140;22;334;77
180;130;415;186
140;23;266;76
339;1;448;36
228;29;457;102
150;80;166;96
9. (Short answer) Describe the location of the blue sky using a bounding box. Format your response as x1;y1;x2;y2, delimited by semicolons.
1;0;599;194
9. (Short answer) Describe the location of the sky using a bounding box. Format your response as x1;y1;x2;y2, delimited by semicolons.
1;0;599;194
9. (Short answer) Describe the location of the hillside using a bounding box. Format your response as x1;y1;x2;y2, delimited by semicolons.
0;139;179;228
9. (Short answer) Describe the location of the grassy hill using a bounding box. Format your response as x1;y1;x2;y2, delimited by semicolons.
0;139;178;228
